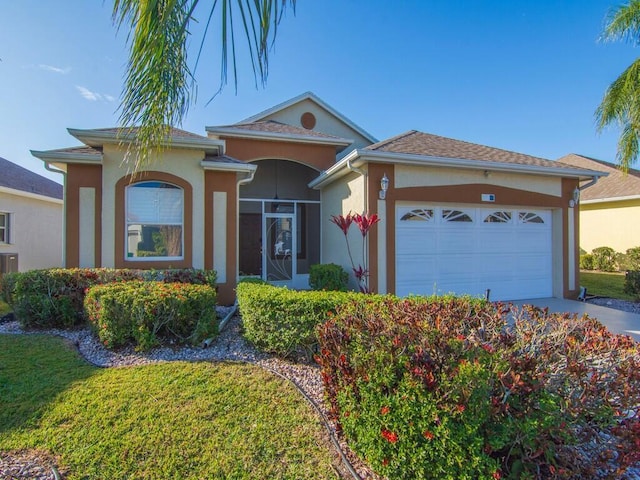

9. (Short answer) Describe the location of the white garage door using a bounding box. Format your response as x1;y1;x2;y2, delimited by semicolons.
396;205;552;301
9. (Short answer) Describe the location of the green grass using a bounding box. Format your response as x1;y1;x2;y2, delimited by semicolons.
579;271;635;301
0;335;341;479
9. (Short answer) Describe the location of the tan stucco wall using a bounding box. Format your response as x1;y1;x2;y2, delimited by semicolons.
101;145;206;269
261;98;373;155
0;191;63;271
579;200;640;252
395;165;563;197
320;170;366;289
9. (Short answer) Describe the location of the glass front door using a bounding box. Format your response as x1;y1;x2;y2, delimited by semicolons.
263;213;295;285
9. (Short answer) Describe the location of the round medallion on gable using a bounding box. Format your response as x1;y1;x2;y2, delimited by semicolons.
300;111;316;130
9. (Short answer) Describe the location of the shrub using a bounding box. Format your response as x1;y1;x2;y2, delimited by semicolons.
8;268;216;328
84;281;217;351
316;297;640;479
0;272;19;304
236;282;364;358
624;270;640;300
624;247;640;271
591;246;617;272
309;264;349;291
579;254;594;270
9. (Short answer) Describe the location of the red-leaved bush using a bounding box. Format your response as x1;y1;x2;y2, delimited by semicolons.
316;296;640;479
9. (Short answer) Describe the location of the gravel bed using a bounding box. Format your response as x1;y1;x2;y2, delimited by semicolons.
0;309;377;480
587;296;640;314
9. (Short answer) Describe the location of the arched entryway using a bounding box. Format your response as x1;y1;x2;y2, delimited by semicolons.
238;159;320;288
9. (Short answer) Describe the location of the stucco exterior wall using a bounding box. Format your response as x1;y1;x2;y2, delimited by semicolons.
579;200;640;252
101;145;206;269
0;190;63;271
395;165;563;197
320;170;366;289
261;98;373;154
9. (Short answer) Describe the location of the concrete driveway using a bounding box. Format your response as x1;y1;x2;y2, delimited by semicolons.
512;298;640;343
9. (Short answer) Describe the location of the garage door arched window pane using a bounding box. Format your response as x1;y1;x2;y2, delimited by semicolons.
442;209;472;222
519;212;545;224
484;211;511;223
401;209;434;222
126;181;184;260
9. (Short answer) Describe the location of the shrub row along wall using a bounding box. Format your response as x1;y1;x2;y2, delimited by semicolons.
85;281;217;351
0;268;216;329
580;245;640;272
316;296;640;479
236;281;370;358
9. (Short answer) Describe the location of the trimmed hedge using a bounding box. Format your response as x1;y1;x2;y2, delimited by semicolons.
236;282;367;358
317;296;640;479
85;281;218;351
5;268;216;328
309;263;349;291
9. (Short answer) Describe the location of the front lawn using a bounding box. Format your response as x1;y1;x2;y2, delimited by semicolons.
0;335;341;479
579;270;635;301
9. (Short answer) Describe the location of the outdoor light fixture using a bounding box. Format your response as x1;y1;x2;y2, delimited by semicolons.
379;173;389;200
569;187;580;208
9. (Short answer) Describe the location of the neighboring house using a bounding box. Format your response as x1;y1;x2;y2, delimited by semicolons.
558;153;640;253
32;92;604;304
0;156;63;272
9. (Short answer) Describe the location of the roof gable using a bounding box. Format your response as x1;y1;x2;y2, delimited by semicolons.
557;153;640;201
0;156;62;199
236;92;377;155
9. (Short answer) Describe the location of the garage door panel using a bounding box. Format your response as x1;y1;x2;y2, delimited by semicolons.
396;205;553;301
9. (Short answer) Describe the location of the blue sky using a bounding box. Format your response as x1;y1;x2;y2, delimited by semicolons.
0;1;636;184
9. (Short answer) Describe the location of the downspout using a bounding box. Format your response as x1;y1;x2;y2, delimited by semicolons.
579;176;599;192
44;162;67;267
346;154;369;290
235;167;257;296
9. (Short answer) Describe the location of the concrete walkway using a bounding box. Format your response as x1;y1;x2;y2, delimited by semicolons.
512;298;640;342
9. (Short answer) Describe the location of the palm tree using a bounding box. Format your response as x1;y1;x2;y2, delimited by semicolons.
595;0;640;172
112;0;295;173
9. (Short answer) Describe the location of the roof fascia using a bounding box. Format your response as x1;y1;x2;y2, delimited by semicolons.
205;126;353;148
309;150;607;189
31;149;103;164
0;185;63;204
67;128;225;154
239;91;379;144
581;194;640;205
200;160;257;173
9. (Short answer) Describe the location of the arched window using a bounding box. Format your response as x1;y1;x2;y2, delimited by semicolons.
125;181;184;260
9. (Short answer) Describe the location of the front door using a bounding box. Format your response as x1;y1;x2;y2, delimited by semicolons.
263;213;296;286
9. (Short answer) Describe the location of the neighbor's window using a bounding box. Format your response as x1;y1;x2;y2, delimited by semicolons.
0;212;9;243
125;182;183;260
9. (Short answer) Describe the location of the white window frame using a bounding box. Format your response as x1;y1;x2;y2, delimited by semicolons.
125;181;184;261
0;212;9;244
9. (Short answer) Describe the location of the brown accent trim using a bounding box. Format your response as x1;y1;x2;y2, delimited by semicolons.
300;112;317;130
114;171;193;269
394;184;565;208
223;137;336;172
65;164;102;267
562;178;580;299
205;170;238;305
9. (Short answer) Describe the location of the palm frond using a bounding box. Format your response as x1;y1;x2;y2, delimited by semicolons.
602;0;640;44
113;0;296;175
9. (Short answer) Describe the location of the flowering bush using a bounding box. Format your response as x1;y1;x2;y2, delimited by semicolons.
6;268;216;328
316;297;640;479
329;212;379;292
84;281;217;351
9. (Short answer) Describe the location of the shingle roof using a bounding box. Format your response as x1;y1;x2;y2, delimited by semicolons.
557;153;640;201
42;146;103;157
366;130;579;170
83;126;208;140
203;154;246;164
211;120;350;141
0;156;62;199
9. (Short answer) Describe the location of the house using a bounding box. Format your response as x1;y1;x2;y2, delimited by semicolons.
558;153;640;253
0;156;63;272
32;92;604;304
